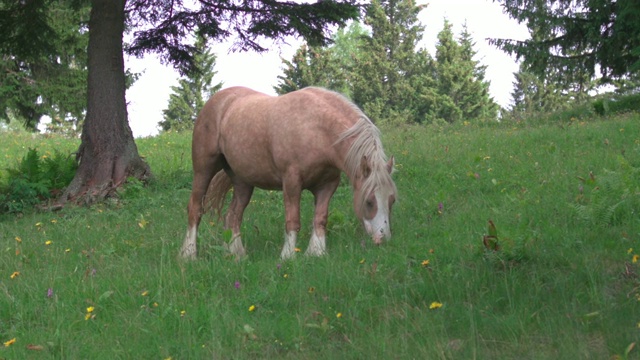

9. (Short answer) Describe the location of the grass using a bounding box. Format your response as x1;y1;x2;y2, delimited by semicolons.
1;113;639;358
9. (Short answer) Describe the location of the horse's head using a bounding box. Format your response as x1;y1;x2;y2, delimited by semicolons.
353;156;397;244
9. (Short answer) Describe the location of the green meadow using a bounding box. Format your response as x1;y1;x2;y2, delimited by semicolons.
1;113;639;358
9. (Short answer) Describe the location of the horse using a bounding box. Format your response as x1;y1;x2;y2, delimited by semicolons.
180;86;397;260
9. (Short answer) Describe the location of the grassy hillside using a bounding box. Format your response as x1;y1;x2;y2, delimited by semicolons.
1;114;639;358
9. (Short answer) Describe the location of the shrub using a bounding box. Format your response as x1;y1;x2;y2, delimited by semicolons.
0;148;77;213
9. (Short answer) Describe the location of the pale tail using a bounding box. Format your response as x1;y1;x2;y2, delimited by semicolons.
204;171;233;219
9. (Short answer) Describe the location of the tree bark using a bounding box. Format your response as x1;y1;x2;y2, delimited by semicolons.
60;0;151;205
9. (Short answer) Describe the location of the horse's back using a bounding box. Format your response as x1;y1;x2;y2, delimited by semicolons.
199;87;357;189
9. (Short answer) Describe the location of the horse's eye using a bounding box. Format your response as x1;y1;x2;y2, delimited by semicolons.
365;200;374;208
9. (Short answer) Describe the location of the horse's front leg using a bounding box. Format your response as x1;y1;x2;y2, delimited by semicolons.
307;178;340;256
281;177;302;260
224;181;254;258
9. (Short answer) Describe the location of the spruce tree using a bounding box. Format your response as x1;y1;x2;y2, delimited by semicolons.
274;22;368;96
351;0;431;124
492;0;639;86
159;35;222;132
509;63;566;120
273;45;343;95
429;20;497;123
0;1;89;132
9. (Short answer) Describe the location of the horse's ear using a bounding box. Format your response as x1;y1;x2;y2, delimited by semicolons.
386;156;395;174
360;155;371;178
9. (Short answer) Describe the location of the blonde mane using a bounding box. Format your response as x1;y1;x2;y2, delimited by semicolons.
335;113;397;212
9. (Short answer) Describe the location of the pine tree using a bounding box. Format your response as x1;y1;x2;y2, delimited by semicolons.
274;22;368;96
429;20;497;124
507;23;594;121
159;35;223;132
273;44;343;95
492;0;640;85
0;1;89;132
508;63;565;120
351;0;431;124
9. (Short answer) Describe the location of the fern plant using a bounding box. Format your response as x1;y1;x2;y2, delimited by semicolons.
571;156;640;227
0;148;77;213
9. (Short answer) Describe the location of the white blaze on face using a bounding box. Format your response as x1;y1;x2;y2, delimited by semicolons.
363;189;391;244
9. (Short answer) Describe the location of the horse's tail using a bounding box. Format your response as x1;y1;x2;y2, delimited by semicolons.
204;170;232;219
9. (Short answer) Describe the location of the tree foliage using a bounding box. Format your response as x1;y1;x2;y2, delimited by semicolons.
274;22;367;97
276;0;498;125
273;45;339;95
127;0;361;74
491;0;640;84
351;0;430;124
159;34;223;132
0;0;89;132
429;21;498;123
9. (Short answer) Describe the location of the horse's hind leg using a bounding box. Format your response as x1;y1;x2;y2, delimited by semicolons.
224;180;254;257
181;154;225;259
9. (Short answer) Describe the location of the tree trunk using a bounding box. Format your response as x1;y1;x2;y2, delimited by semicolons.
60;0;151;205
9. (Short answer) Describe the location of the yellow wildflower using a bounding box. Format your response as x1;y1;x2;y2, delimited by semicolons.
86;306;95;313
421;260;430;267
628;248;634;254
633;255;639;264
294;247;301;253
10;271;20;279
429;301;443;310
45;240;52;245
336;312;343;318
249;305;256;312
141;290;149;296
15;236;21;243
3;338;16;347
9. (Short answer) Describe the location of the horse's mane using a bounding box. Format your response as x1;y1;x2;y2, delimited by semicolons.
334;104;397;211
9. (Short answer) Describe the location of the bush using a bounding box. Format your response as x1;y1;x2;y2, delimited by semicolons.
0;148;77;213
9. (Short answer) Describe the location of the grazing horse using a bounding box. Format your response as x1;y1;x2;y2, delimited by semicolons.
180;86;397;260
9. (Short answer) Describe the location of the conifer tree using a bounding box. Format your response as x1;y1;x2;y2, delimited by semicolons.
492;0;640;85
159;35;222;132
429;20;497;123
0;1;89;132
274;22;367;97
509;63;565;120
351;0;430;124
273;45;342;95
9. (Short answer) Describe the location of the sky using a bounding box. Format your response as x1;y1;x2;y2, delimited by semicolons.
125;0;530;138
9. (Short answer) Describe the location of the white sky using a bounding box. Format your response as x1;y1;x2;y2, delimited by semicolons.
125;0;529;138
